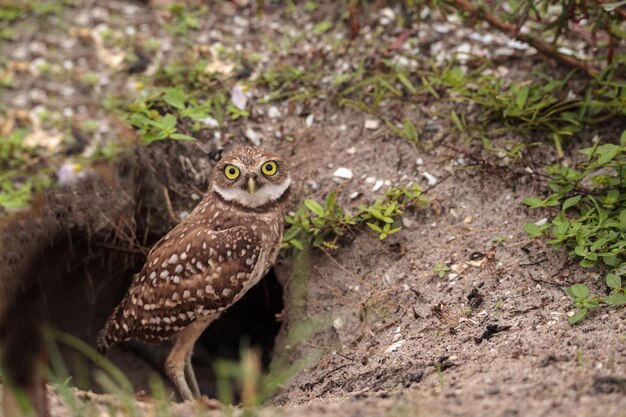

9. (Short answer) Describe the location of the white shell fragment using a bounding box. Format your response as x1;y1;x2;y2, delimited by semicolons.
230;84;247;110
333;167;353;180
421;172;437;186
385;340;405;353
364;119;379;130
245;128;261;146
267;106;281;119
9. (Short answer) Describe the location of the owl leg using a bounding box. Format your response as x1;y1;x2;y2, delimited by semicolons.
165;336;194;401
166;316;216;401
184;349;201;398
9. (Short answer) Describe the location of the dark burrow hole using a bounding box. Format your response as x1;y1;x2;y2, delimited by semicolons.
29;233;284;402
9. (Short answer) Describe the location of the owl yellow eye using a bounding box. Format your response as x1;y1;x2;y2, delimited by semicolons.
261;161;278;176
224;165;240;180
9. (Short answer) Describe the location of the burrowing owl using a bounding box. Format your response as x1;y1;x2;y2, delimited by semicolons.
97;146;291;401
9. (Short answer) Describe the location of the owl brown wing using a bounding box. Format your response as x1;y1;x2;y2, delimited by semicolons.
103;223;265;344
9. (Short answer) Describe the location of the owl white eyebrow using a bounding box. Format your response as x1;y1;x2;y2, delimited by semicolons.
213;176;291;208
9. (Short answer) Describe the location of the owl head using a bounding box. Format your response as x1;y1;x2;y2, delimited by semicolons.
212;146;291;208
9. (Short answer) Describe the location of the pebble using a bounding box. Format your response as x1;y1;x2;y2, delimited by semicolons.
372;179;384;192
245;127;261;146
384;340;405;354
267;106;281;119
199;117;219;128
534;218;548;226
230;84;247;110
379;7;395;25
402;217;415;228
333;167;353;180
350;191;360;199
421;172;437;186
305;114;315;127
364;119;379;130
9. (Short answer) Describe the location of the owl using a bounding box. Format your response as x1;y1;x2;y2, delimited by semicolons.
97;146;291;401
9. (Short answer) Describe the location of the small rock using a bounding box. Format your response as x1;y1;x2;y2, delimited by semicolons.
333;167;353;180
421;172;437;186
416;158;424;165
245;127;261;146
364;119;379;130
199;117;219;128
57;161;87;186
384;340;405;353
535;218;548;226
333;317;344;331
365;176;376;184
372;179;384;192
305;114;315;127
346;146;356;155
230;84;247;110
379;7;395;25
267;106;281;119
349;191;360;199
402;217;414;228
494;47;515;57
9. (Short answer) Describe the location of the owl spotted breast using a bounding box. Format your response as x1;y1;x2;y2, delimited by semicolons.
97;146;291;401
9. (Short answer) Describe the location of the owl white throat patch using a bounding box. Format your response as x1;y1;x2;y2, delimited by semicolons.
213;176;291;208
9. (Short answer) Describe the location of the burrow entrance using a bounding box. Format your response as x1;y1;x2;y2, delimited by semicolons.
36;231;285;401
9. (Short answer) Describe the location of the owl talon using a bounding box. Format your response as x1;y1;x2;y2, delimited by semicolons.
199;396;222;409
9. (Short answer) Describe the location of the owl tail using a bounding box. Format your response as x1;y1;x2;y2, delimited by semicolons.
96;300;131;355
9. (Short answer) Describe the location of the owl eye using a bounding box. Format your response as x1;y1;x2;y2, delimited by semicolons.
224;165;240;180
261;161;278;176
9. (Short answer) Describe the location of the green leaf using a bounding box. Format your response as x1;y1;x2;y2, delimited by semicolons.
620;129;626;146
283;226;302;242
290;239;304;250
523;197;544;208
562;195;581;211
332;73;353;86
604;293;626;306
367;222;383;233
567;283;589;299
397;73;417;94
450;110;464;132
568;308;587;325
312;20;332;35
515;86;529;108
163;88;187;110
304;200;324;216
602;254;618;267
606;273;622;290
160;114;177;130
524;223;547;237
596;143;620;164
170;133;196;141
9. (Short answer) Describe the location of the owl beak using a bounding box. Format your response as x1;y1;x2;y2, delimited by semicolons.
247;177;257;195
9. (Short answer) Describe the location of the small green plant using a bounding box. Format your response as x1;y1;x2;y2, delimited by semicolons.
283;184;426;250
524;131;626;276
164;3;203;35
432;263;451;278
0;129;54;211
566;283;600;324
526;130;626;323
385;117;419;146
123;88;215;143
566;276;626;325
282;193;357;250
